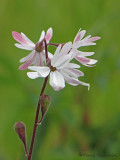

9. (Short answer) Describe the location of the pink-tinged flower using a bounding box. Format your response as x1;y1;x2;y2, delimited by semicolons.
27;43;90;91
12;28;53;70
71;28;101;67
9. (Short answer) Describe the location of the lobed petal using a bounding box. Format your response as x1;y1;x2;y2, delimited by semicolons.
19;52;36;70
73;29;86;43
15;43;34;50
39;52;45;66
73;34;101;48
52;43;74;69
75;51;95;57
65;63;80;69
62;71;90;89
31;53;40;66
75;56;97;67
75;56;91;64
20;51;35;63
49;71;65;91
60;42;72;55
21;32;35;47
32;52;45;66
48;52;53;60
54;54;72;69
28;66;50;77
27;72;40;79
51;45;61;66
62;68;84;78
61;71;80;86
86;36;101;42
12;31;26;44
45;27;53;42
87;59;98;65
19;59;33;70
74;40;96;48
39;30;45;42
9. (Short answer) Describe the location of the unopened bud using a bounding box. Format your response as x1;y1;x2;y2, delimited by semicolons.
14;122;27;147
40;95;51;117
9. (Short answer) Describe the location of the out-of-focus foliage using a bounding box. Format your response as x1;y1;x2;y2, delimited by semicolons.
0;0;120;160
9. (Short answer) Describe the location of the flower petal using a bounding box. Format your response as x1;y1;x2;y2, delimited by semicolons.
19;59;33;70
73;35;99;48
75;51;95;57
45;27;53;42
62;68;84;78
52;43;74;69
31;53;40;66
74;40;96;48
86;36;101;42
49;71;65;91
21;32;35;47
60;42;72;55
20;51;35;63
62;71;90;89
19;51;36;70
75;56;97;66
51;45;61;66
32;51;45;66
28;66;50;77
54;54;71;69
61;71;80;86
87;59;98;65
65;63;80;69
48;52;53;60
12;31;26;44
32;53;44;66
73;29;86;43
27;72;40;79
15;43;34;50
39;30;45;42
75;56;91;64
39;52;45;66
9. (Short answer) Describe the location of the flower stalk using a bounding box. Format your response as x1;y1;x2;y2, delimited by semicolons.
28;40;49;160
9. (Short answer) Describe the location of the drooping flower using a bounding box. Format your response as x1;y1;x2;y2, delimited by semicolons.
71;29;101;67
27;42;90;91
12;28;53;70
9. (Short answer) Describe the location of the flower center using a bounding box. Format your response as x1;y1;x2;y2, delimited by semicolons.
47;60;56;72
50;66;56;72
35;41;44;52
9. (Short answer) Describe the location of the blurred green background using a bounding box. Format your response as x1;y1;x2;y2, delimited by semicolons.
0;0;120;160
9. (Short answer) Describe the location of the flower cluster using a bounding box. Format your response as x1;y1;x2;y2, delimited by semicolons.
12;28;100;91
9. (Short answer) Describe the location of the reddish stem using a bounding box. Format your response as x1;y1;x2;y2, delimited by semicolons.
28;40;49;160
28;77;48;160
44;39;48;61
48;42;65;47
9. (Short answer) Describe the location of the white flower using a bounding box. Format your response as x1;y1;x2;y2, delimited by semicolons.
27;42;90;91
71;28;101;67
12;28;53;70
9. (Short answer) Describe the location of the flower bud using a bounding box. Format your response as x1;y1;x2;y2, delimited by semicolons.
14;121;27;147
40;95;51;117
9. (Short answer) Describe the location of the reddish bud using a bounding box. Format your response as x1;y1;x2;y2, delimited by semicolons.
14;122;27;146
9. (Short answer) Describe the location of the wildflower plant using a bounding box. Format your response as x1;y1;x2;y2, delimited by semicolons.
12;27;100;160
